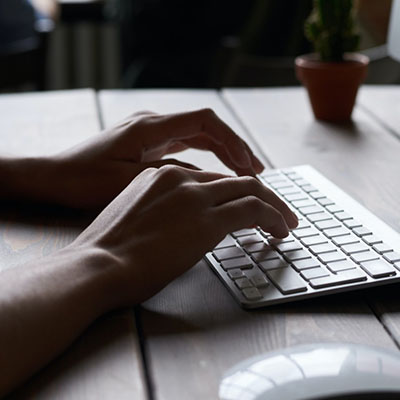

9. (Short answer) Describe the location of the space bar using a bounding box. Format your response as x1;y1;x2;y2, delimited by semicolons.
310;269;367;289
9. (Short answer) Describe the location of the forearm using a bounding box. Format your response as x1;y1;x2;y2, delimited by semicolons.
0;156;58;203
0;245;121;397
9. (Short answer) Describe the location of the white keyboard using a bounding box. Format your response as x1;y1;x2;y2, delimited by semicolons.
205;165;400;309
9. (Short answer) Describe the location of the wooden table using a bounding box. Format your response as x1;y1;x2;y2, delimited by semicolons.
2;86;400;399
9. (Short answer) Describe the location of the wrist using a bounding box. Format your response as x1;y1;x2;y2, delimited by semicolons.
57;243;125;317
0;156;57;203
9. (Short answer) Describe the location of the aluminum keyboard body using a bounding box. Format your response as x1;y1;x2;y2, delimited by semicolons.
205;165;400;309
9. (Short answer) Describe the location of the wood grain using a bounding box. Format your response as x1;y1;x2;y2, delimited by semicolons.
223;86;400;344
100;89;397;400
0;90;147;400
358;85;400;140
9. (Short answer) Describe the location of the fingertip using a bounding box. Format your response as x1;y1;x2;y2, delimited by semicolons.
287;211;299;230
252;156;265;173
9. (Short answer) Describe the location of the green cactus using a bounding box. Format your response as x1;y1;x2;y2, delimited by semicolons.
305;0;360;62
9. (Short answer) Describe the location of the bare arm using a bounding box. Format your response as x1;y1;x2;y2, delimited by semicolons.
0;166;298;397
0;109;297;396
0;109;264;209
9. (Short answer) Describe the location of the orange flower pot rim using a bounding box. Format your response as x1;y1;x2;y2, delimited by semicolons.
295;53;369;70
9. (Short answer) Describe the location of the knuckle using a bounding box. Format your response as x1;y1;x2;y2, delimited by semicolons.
198;107;215;119
158;165;185;184
245;195;264;212
240;176;260;191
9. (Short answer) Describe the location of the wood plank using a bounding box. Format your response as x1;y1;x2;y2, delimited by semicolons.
223;87;400;230
223;87;400;345
0;90;147;400
358;85;400;140
100;89;397;400
98;89;265;173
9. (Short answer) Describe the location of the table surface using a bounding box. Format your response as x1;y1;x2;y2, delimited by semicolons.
2;85;400;399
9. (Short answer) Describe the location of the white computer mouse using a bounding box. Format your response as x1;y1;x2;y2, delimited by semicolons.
219;343;400;400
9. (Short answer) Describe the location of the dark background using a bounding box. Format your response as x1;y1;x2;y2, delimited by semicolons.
0;0;399;92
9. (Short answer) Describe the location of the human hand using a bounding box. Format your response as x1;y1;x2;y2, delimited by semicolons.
72;165;297;307
48;109;264;208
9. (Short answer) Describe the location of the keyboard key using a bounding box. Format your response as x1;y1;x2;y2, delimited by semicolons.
310;269;367;289
309;191;325;200
273;241;303;253
291;258;321;271
228;269;245;280
283;249;311;262
360;259;397;278
215;235;235;249
262;173;284;182
344;219;363;229
333;234;359;246
268;234;296;245
352;226;372;237
383;252;400;263
372;243;393;254
362;235;383;246
285;193;308;202
259;257;289;271
295;179;308;187
250;275;269;288
291;199;315;209
294;220;312;229
252;249;280;262
237;234;263;246
308;212;332;223
293;227;320;239
270;180;292;189
235;277;253;289
213;246;245;261
334;211;353;221
318;197;334;206
318;251;346;263
266;268;308;294
221;257;253;270
326;204;343;213
302;184;318;193
232;229;256;238
327;259;357;273
278;187;301;195
315;219;341;231
309;243;337;255
350;250;379;264
301;235;328;247
341;242;370;255
299;205;324;215
242;287;262;300
243;242;272;254
323;227;350;238
301;267;330;281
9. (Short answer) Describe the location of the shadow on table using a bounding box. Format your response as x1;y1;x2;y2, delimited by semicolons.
7;310;134;400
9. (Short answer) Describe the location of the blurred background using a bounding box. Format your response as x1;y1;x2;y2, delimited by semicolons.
1;0;399;93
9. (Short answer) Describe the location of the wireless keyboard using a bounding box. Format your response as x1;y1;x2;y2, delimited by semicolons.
205;165;400;309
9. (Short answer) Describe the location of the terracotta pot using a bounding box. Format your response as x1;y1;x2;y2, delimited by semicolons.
295;53;369;121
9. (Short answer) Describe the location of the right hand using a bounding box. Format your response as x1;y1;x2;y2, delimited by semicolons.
72;165;298;307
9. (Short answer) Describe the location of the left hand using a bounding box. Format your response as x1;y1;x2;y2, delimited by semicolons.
46;108;264;208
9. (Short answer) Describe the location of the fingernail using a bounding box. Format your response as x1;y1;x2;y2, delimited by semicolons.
254;157;265;173
288;212;299;229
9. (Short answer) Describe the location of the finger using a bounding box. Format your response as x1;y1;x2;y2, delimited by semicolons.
204;176;298;229
213;196;290;239
139;109;260;170
178;135;258;176
240;140;264;174
146;159;201;171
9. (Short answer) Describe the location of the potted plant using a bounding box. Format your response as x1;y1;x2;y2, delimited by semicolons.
295;0;369;121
